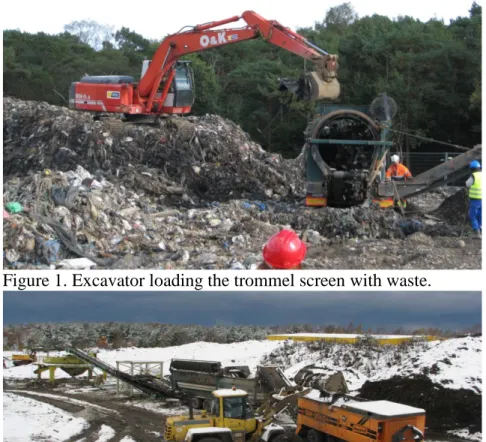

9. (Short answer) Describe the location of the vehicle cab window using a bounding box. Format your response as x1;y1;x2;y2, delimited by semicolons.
223;397;254;419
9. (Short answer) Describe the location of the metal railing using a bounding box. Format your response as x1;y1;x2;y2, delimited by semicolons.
400;152;462;177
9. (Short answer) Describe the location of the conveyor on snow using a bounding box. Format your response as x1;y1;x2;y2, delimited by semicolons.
66;348;175;397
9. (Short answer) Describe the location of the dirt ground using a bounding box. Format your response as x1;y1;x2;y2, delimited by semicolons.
305;236;481;269
5;379;168;441
4;376;478;441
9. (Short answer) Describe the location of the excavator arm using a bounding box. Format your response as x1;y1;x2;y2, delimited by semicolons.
137;10;339;113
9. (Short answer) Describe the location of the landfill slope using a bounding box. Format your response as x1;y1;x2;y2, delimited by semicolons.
3;97;481;269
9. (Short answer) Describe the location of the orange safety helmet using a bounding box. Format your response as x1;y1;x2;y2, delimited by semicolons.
262;229;307;269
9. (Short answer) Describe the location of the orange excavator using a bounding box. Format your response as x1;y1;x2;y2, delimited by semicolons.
69;11;340;122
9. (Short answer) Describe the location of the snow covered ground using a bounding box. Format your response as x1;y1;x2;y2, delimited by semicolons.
95;425;116;442
97;340;283;376
124;398;188;415
267;336;482;393
448;429;483;442
4;338;481;394
3;340;284;380
3;392;88;441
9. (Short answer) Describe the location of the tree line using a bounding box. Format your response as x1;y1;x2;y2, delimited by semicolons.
3;322;481;350
3;3;481;157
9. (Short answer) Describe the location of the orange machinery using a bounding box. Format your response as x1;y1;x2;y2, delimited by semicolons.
69;11;339;121
296;393;426;442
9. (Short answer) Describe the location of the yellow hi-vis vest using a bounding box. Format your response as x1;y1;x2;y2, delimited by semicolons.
469;171;482;200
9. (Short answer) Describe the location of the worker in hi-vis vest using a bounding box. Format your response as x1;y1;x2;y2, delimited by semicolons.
465;160;482;239
385;155;412;181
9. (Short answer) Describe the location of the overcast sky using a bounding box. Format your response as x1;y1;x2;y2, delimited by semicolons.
3;291;481;331
2;0;478;40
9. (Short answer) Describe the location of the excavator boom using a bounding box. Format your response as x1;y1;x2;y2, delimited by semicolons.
69;11;339;118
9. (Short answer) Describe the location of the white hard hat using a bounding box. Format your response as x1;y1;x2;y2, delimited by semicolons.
391;155;400;163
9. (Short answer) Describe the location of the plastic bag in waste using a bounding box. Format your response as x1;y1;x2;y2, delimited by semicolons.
57;257;97;270
51;185;80;209
400;219;425;236
5;202;23;213
40;239;61;263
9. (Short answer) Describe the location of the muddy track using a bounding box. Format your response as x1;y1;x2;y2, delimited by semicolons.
6;387;165;442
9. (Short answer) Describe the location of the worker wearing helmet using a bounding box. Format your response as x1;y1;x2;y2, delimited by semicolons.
385;155;412;181
258;229;307;269
466;160;482;239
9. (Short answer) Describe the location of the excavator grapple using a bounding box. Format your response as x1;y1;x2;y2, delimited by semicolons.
279;57;340;101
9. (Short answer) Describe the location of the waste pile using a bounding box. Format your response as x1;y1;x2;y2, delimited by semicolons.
3;97;481;270
3;97;302;203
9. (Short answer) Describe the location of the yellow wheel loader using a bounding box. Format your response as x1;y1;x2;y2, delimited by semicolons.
164;373;426;442
164;387;298;442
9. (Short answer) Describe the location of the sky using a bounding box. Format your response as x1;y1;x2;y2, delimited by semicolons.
3;291;481;331
1;0;479;40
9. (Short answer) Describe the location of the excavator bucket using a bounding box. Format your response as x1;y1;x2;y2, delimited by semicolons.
307;71;340;101
279;55;340;102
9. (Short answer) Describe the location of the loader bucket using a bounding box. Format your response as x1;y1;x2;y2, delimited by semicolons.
323;371;349;395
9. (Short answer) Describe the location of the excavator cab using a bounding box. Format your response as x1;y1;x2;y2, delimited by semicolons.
140;60;195;113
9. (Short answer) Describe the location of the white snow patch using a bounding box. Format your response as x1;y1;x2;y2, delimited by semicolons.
95;424;116;442
448;428;483;441
216;388;247;396
269;333;419;339
120;437;137;442
125;399;187;415
97;340;283;376
368;337;482;392
3;392;88;442
3;357;15;368
342;400;425;416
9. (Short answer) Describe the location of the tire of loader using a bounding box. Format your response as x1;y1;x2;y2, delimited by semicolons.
190;396;203;409
272;429;305;442
306;429;326;442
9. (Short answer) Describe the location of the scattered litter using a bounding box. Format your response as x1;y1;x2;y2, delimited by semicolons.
2;97;481;269
5;202;23;213
57;257;97;270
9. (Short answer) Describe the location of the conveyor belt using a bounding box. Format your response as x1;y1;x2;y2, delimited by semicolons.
394;145;481;199
67;348;175;397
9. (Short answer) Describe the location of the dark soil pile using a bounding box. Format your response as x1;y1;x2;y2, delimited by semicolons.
360;375;481;434
433;188;469;222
